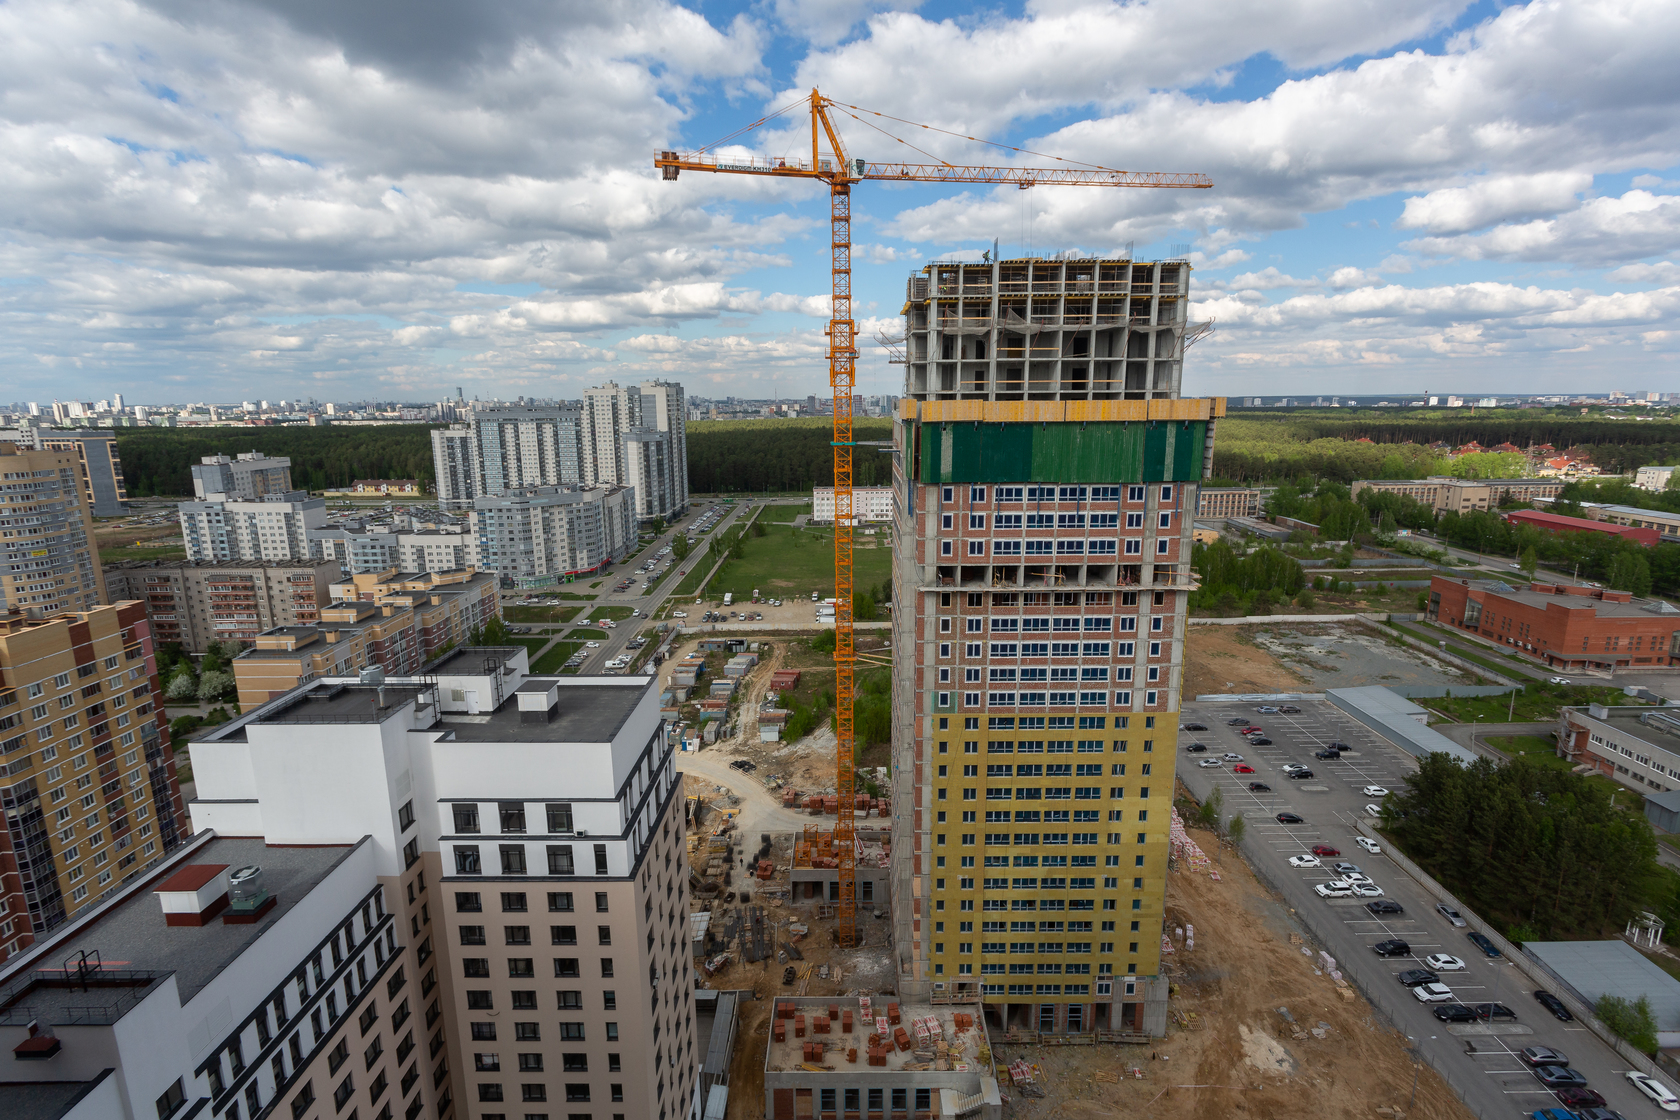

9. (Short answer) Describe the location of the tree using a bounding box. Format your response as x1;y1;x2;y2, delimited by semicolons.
671;535;692;561
1519;545;1538;580
1607;550;1653;596
853;589;877;621
1597;994;1658;1053
651;517;666;535
1197;786;1224;830
1376;510;1399;542
197;670;235;703
1226;813;1246;845
1294;589;1316;610
166;672;198;702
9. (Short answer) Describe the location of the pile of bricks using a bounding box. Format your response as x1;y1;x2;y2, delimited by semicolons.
1168;807;1215;875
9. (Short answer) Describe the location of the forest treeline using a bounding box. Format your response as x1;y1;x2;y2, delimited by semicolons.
1212;412;1680;483
687;418;894;493
117;427;439;497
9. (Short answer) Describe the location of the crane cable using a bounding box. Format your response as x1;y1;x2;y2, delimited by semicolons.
838;100;1133;174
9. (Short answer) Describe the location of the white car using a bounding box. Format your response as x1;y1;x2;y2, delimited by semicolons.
1356;836;1383;854
1350;883;1384;898
1362;785;1389;797
1548;676;1572;686
1412;982;1455;1003
1314;882;1354;898
1222;753;1244;762
585;641;601;648
1626;1071;1680;1111
1256;706;1279;713
1424;954;1466;972
1364;804;1383;817
1287;855;1321;868
672;611;687;618
1197;759;1222;768
631;609;642;617
1342;873;1375;886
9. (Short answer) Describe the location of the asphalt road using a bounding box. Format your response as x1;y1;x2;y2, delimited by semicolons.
1176;697;1665;1120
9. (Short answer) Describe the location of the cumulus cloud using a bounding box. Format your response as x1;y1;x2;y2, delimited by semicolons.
1403;190;1680;265
1396;171;1593;233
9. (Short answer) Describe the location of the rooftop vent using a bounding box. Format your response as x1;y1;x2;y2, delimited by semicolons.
224;865;277;925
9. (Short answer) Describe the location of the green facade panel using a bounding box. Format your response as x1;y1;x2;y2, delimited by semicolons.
916;421;1207;485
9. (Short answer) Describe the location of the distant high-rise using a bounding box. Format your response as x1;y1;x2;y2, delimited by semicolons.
582;380;688;524
112;392;124;410
179;492;326;563
468;404;584;496
430;423;477;510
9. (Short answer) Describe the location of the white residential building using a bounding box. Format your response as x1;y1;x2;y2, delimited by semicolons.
310;525;479;574
583;381;688;524
431;424;477;510
813;486;895;523
191;452;294;501
474;486;635;589
1635;464;1677;491
180;492;327;563
468;405;584;497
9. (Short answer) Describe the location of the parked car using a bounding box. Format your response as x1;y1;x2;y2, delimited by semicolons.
1533;990;1574;1021
1277;813;1305;825
1185;743;1208;753
1396;969;1439;987
1432;1004;1476;1022
1240;725;1263;735
1279;705;1301;713
1314;748;1341;760
1548;676;1572;685
1287;854;1319;867
1350;884;1384;898
1372;939;1411;957
1222;753;1244;761
1248;737;1274;746
1366;899;1404;915
1233;764;1255;774
1280;764;1308;774
1519;1046;1569;1068
1554;1088;1608;1111
1197;759;1222;768
1436;903;1468;928
1331;862;1362;875
1625;1070;1680;1111
1311;844;1340;857
1314;882;1354;898
1424;954;1467;972
1249;782;1272;792
1534;1066;1589;1089
1362;785;1389;797
1256;705;1280;713
1412;982;1455;1003
1467;931;1502;957
1182;723;1208;731
1356;836;1383;854
1227;717;1250;726
1364;803;1384;816
1288;769;1315;780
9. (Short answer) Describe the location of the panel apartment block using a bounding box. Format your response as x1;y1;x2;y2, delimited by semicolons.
433;425;478;511
0;442;104;616
191;451;294;501
104;559;338;652
889;255;1221;1039
190;653;698;1120
38;431;129;516
470;406;585;497
180;492;328;564
474;486;634;590
0;601;187;960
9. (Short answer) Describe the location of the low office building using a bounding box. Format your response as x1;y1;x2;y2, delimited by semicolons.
0;602;186;961
1195;487;1262;519
1428;577;1680;670
474;486;634;589
231;570;501;706
763;996;1000;1120
1576;502;1680;544
180;491;328;563
0;442;105;616
1558;704;1680;796
812;487;894;523
190;652;697;1120
1504;508;1661;547
1351;476;1564;514
103;559;338;652
190;451;293;500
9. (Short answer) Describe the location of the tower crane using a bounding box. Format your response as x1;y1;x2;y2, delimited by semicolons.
657;90;1210;950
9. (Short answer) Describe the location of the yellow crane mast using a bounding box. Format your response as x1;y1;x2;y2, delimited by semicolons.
657;90;1210;949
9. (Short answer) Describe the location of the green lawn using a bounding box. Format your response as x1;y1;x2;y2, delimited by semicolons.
102;544;188;562
703;526;892;603
671;545;715;597
505;604;583;624
1487;734;1569;768
533;642;584;673
761;502;811;523
505;636;550;660
586;605;635;622
565;628;605;643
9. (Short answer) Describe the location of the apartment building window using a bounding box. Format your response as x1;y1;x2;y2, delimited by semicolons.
503;892;527;912
547;846;574;874
499;803;526;833
548;892;573;912
499;846;527;874
552;925;577;945
592;844;608;875
455;846;481;874
290;1083;315;1120
595;893;609;912
453;805;480;833
156;1079;186;1119
456;892;482;912
398;800;415;832
546;803;574;833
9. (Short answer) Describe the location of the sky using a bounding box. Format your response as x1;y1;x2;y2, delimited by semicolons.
2;0;1678;406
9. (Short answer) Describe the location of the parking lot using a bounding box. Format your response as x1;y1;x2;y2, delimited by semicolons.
1177;697;1665;1119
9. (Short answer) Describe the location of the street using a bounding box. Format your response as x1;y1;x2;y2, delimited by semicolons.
1176;697;1664;1119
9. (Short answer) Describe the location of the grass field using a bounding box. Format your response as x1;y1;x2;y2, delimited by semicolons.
1424;682;1633;723
583;605;635;622
761;502;811;523
533;642;583;673
505;604;583;624
505;636;549;660
100;543;188;562
703;526;892;602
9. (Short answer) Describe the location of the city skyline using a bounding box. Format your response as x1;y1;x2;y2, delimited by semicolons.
0;0;1677;402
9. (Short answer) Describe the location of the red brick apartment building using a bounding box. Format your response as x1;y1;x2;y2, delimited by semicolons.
1428;577;1680;670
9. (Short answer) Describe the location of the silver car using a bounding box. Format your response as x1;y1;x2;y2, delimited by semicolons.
1435;903;1468;928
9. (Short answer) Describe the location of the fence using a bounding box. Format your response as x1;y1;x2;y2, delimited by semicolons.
1353;818;1669;1081
1187;612;1391;627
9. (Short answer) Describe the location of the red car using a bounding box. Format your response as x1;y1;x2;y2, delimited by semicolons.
1240;726;1263;735
1233;764;1255;773
1311;844;1340;858
1553;1087;1607;1110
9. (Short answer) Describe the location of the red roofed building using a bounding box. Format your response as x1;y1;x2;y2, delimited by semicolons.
1429;577;1680;670
1504;508;1662;547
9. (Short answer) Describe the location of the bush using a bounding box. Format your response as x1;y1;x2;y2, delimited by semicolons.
1225;813;1246;845
166;671;198;702
197;670;235;703
1294;589;1316;610
1597;994;1658;1053
170;714;204;738
810;630;837;653
1197;786;1224;830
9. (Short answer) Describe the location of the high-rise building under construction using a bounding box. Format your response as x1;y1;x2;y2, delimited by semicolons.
888;255;1223;1035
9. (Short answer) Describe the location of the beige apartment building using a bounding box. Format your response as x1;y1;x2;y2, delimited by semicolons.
0;601;186;961
1350;476;1564;514
0;441;105;617
232;569;501;705
1195;487;1262;518
104;558;339;652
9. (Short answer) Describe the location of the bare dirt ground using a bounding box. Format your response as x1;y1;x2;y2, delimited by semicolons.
1185;623;1470;698
990;816;1474;1120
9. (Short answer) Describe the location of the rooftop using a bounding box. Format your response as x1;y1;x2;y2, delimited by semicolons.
1451;578;1676;619
765;996;989;1075
1526;939;1680;1029
0;1074;114;1120
1572;706;1680;750
256;683;431;724
0;837;354;1027
439;677;652;743
426;645;525;676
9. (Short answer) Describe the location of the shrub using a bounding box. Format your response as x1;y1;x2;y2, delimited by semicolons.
1597;994;1658;1053
197;670;235;703
166;671;198;702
